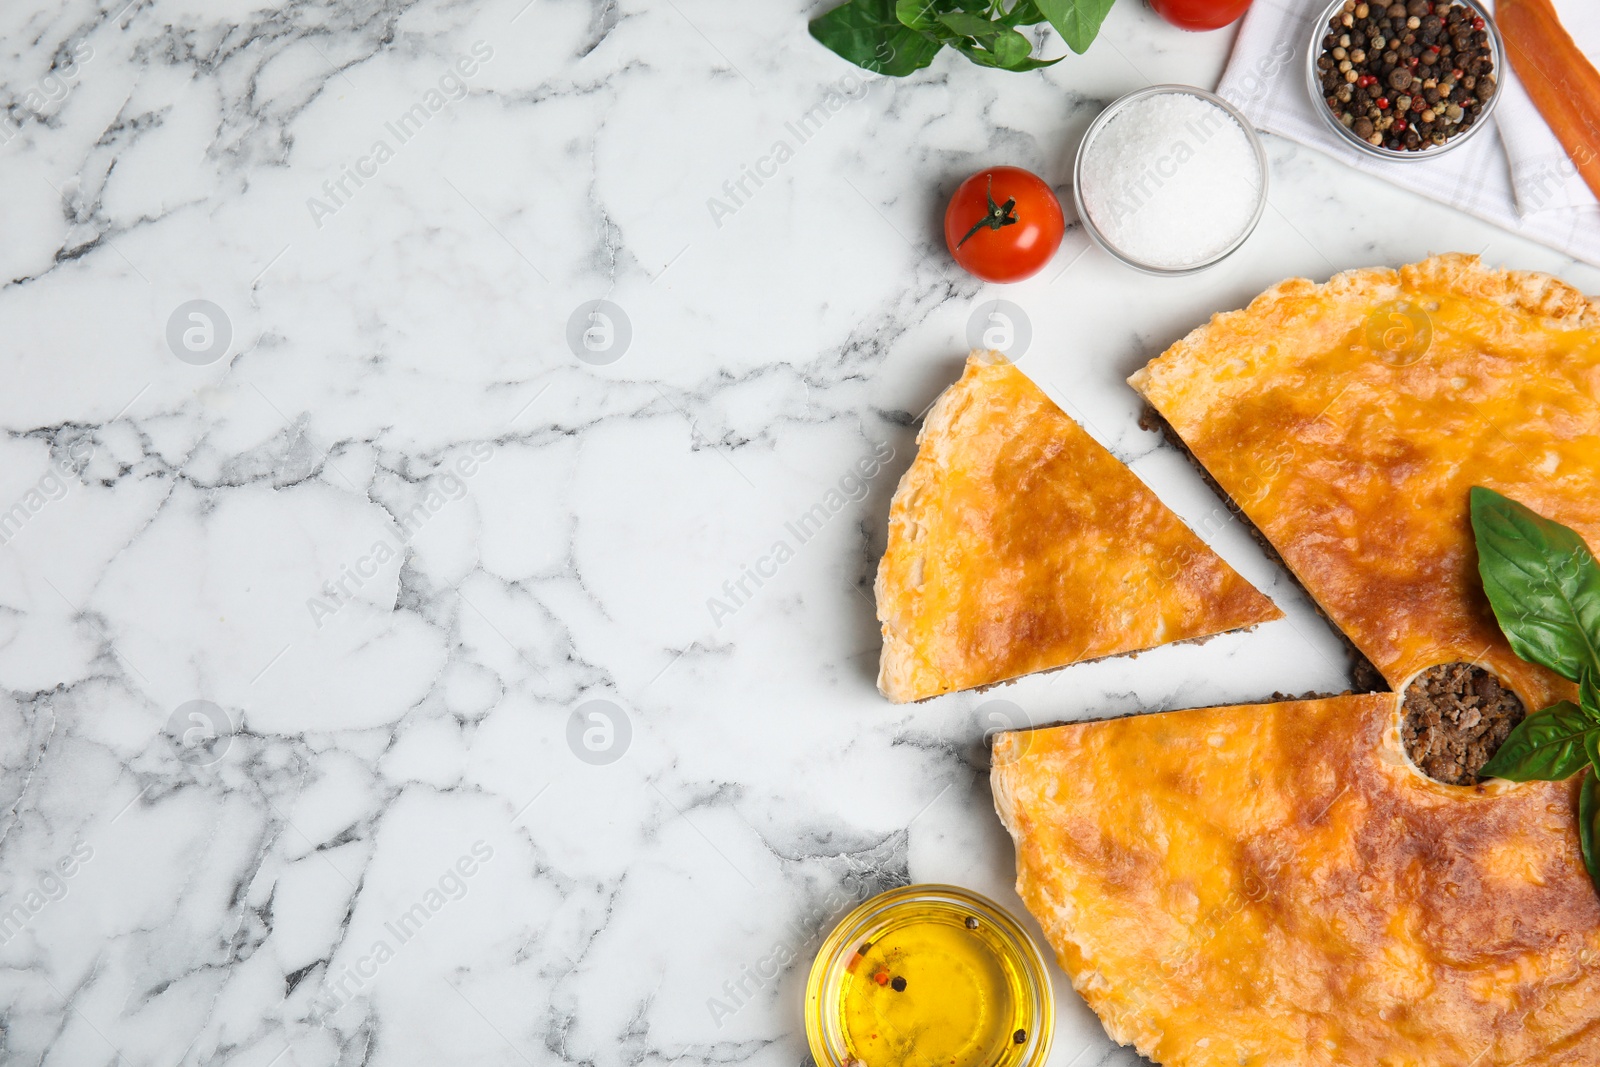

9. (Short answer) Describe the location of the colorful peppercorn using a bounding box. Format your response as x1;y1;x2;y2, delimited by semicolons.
1317;0;1496;152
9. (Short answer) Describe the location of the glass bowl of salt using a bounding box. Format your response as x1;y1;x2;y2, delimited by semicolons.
1072;84;1268;275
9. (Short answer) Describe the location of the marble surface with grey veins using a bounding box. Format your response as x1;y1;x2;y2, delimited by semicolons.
0;1;1596;1065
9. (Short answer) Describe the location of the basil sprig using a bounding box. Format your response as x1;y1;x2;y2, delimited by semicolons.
809;0;1116;76
1478;699;1593;781
1473;486;1600;684
1471;487;1600;894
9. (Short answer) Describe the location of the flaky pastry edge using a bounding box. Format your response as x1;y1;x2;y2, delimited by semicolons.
1129;253;1600;398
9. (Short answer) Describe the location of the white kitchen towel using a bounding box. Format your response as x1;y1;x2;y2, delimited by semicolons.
1216;0;1600;266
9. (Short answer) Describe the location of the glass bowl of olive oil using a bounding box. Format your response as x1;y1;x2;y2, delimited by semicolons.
804;884;1054;1067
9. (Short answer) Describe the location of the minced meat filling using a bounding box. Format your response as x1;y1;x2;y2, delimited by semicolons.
1401;663;1526;785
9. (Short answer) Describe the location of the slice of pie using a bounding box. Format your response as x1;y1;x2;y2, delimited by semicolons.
1130;254;1600;712
991;694;1600;1066
874;351;1281;703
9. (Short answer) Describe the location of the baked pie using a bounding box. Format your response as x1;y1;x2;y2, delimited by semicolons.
991;694;1600;1066
1131;254;1600;711
875;351;1280;703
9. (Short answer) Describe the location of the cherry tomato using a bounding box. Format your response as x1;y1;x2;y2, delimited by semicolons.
943;166;1064;284
1147;0;1254;31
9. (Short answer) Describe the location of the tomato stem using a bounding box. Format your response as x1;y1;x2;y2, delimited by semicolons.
955;176;1018;248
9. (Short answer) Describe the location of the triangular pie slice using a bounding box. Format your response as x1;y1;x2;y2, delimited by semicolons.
991;694;1600;1066
1130;254;1600;711
874;351;1281;703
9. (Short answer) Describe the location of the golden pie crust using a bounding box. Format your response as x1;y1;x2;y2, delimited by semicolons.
992;694;1600;1066
1130;254;1600;710
875;351;1280;703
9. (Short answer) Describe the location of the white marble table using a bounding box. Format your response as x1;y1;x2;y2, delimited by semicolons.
0;2;1595;1065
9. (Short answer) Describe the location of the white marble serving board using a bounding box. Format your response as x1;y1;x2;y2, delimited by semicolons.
0;2;1595;1066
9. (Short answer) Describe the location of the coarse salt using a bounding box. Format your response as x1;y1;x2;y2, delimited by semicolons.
1079;92;1262;270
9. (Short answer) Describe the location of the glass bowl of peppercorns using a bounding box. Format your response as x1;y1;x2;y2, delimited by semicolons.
1306;0;1501;158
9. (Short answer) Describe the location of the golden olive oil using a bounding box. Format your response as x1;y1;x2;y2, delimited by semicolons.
806;886;1050;1067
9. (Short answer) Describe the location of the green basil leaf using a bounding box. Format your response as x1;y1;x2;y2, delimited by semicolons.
1001;0;1050;26
938;10;1006;36
1582;667;1600;724
1580;762;1600;898
811;0;945;75
1478;700;1595;781
894;0;942;31
951;32;1059;69
1035;0;1118;53
1007;55;1062;69
950;39;1007;65
983;25;1035;63
989;54;1061;69
1471;486;1600;684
